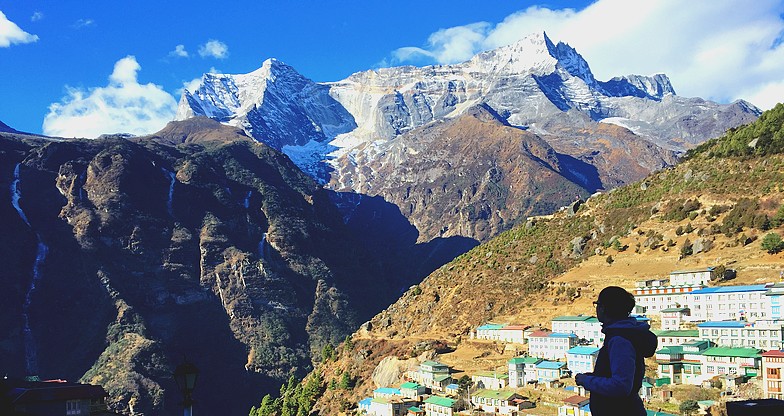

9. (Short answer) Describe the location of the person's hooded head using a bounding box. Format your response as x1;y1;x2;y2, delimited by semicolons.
595;286;635;323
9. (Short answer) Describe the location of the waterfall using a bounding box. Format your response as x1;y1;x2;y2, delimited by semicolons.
10;163;48;375
22;239;48;375
162;168;176;216
244;191;252;209
11;164;30;227
258;233;268;259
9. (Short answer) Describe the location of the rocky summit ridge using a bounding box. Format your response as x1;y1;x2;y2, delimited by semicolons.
176;32;758;187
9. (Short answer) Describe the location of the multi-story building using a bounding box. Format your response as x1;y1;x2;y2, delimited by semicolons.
417;361;452;390
471;372;508;390
689;285;771;321
655;340;714;385
762;350;784;399
669;268;717;286
700;347;763;380
698;320;784;350
766;283;784;320
535;361;568;383
423;396;456;416
475;323;505;340
660;307;690;330
558;395;591;416
470;390;523;415
551;315;603;345
566;346;600;375
633;280;704;314
507;356;541;387
654;329;700;347
528;331;579;360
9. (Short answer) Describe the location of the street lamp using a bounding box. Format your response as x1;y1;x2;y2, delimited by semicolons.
174;360;199;416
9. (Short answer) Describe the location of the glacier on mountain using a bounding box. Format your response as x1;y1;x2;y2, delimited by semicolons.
175;32;760;184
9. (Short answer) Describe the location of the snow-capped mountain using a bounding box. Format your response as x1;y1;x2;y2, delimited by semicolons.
176;32;759;185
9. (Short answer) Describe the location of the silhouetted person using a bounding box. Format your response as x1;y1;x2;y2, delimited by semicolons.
575;286;657;416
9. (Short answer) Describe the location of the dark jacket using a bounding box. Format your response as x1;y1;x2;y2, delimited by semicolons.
581;318;658;416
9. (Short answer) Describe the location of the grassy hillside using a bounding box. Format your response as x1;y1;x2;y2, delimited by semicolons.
252;103;784;415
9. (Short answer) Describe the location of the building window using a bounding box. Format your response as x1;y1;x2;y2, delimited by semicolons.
66;400;82;415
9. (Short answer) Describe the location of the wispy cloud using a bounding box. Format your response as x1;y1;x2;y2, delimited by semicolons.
0;11;39;47
72;18;95;29
199;39;229;59
169;44;189;58
31;11;44;22
43;56;177;138
390;0;784;110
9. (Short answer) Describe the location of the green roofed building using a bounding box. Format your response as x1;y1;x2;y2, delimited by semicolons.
470;389;522;414
702;347;763;380
423;396;456;416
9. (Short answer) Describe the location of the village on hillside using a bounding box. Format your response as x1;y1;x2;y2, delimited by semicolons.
356;267;784;415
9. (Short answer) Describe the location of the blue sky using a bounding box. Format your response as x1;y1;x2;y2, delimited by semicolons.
1;1;783;137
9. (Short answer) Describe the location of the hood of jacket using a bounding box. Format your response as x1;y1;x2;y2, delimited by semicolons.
602;317;658;357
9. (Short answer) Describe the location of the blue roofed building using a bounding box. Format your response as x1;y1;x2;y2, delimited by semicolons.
689;284;771;321
536;360;568;382
698;320;784;350
374;387;402;398
566;346;600;374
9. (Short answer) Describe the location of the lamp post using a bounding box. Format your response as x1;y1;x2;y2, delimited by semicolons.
174;360;199;416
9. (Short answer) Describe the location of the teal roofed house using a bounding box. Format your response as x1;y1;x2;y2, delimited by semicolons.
374;387;402;398
476;323;506;340
400;382;426;399
508;356;542;387
566;346;600;374
701;347;763;380
471;371;509;390
419;360;452;390
535;360;568;382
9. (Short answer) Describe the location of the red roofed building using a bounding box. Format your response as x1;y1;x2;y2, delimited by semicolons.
559;395;590;416
763;350;784;399
1;378;118;415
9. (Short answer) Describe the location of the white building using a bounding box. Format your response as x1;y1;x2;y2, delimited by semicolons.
566;346;600;375
528;331;579;360
475;323;505;340
670;268;717;286
654;329;700;347
698;320;784;350
507;357;541;387
471;372;508;390
634;282;704;314
470;389;522;415
423;396;456;416
551;315;603;345
498;325;527;344
690;285;772;321
660;307;690;330
700;347;762;380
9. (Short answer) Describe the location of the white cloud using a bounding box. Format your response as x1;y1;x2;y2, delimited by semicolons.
199;39;229;59
43;56;178;138
0;10;39;47
169;44;189;58
72;18;94;29
391;0;784;110
31;11;44;22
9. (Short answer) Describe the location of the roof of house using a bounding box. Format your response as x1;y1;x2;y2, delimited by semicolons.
445;383;459;390
537;361;566;369
473;371;509;379
424;396;456;407
7;380;107;404
552;315;595;322
690;285;768;294
421;360;448;368
642;381;654;388
472;389;519;400
670;267;715;274
550;332;578;338
698;321;747;328
702;347;762;358
374;387;401;395
359;398;372;406
528;330;552;337
407;406;424;413
567;346;600;355
434;375;451;382
563;395;590;405
653;329;699;337
656;346;684;355
762;350;784;358
660;307;690;313
477;323;506;330
509;356;541;364
400;382;422;390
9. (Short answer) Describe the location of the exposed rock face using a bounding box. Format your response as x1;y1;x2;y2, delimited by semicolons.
175;32;756;245
0;122;406;415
